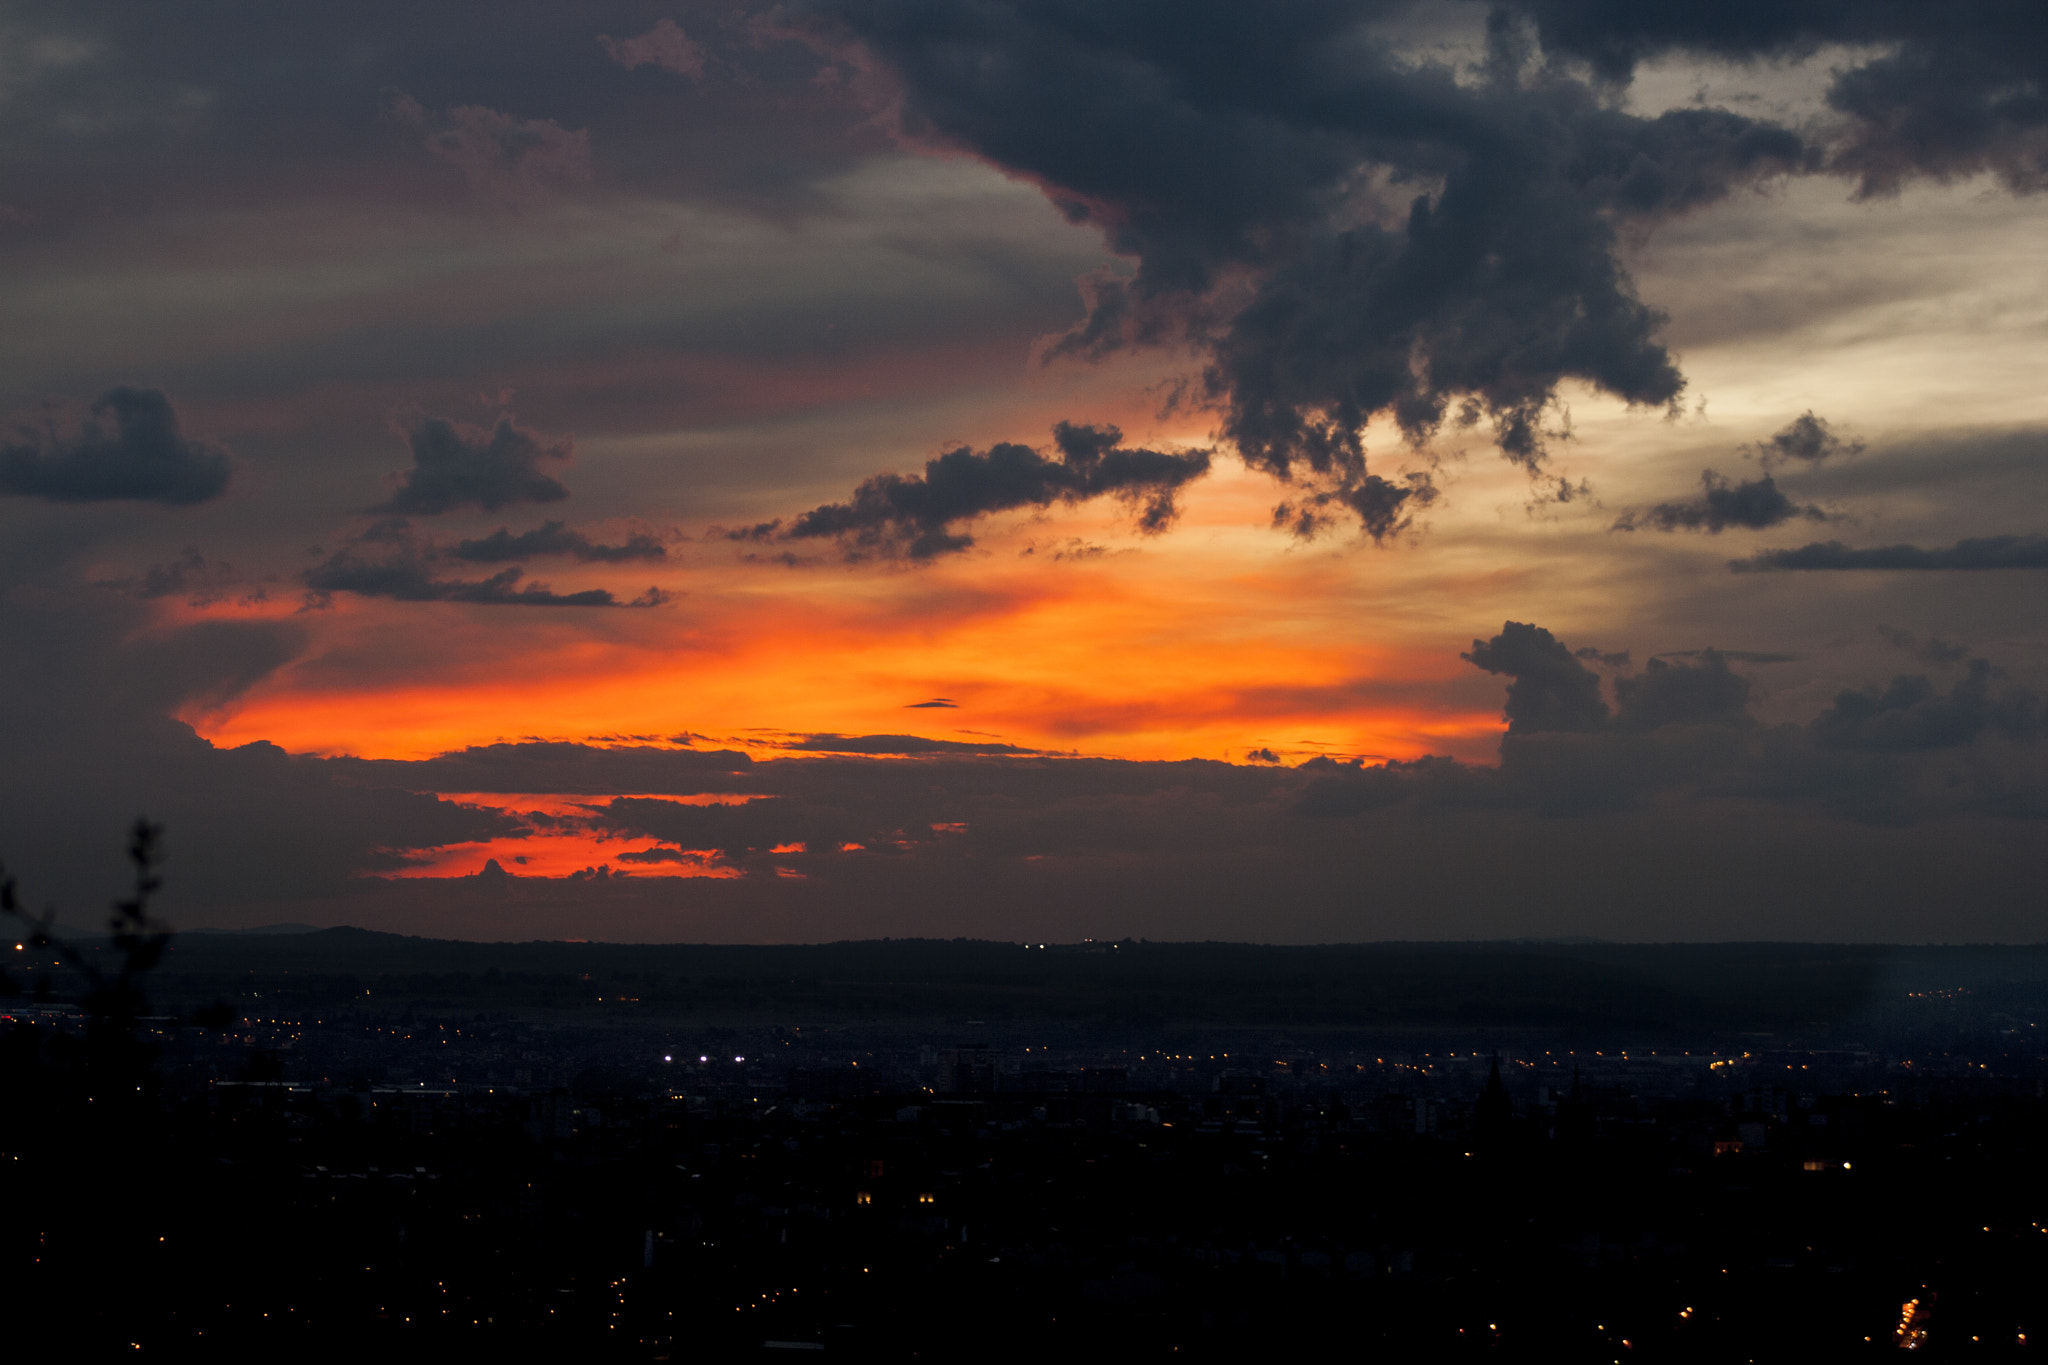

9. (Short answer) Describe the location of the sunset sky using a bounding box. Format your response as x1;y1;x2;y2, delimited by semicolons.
3;1;2044;942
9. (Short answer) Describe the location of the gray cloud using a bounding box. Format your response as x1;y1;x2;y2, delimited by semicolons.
1877;626;1970;667
1304;620;2046;824
0;388;230;505
1613;651;1750;731
452;521;667;564
599;18;707;78
375;416;572;516
390;96;594;200
1503;0;2048;197
1733;534;2048;571
1751;410;1863;470
1462;621;1609;734
1613;471;1827;533
1812;659;2041;752
782;422;1210;559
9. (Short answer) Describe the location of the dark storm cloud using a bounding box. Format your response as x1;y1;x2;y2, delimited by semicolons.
1501;0;2048;196
375;416;571;516
452;521;667;564
1461;621;1609;734
0;388;230;506
1613;472;1826;534
1733;535;2048;572
806;0;1804;531
781;423;1210;559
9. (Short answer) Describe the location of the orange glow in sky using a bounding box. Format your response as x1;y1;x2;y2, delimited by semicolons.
184;463;1507;767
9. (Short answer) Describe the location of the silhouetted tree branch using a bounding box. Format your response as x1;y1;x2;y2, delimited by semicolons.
1;820;230;1103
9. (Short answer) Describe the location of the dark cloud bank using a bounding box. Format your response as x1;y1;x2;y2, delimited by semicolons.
7;597;2039;941
1736;535;2048;572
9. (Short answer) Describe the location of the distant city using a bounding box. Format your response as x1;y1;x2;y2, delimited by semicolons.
5;931;2044;1355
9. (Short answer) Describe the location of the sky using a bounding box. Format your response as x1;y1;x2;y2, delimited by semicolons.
1;0;2044;943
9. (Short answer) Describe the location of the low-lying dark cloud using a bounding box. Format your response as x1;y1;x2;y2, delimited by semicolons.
1613;652;1751;731
1301;621;2046;825
1614;472;1826;533
303;537;666;608
781;422;1210;559
375;416;572;516
0;388;230;506
329;741;754;796
780;733;1038;756
452;521;667;564
1813;659;2041;752
1733;535;2048;572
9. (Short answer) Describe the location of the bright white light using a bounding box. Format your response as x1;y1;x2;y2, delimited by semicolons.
734;1056;744;1063
663;1055;672;1063
699;1055;708;1062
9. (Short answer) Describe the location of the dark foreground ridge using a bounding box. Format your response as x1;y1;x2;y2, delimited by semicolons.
9;928;2048;1357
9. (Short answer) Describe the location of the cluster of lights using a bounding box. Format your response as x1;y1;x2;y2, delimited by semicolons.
1895;1297;1930;1350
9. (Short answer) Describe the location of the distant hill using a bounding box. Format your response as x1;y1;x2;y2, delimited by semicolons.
125;933;2048;1035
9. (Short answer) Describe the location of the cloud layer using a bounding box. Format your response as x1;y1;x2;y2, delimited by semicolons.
1735;535;2048;571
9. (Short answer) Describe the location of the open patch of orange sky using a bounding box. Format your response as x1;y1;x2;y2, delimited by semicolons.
184;462;1509;765
384;830;739;879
